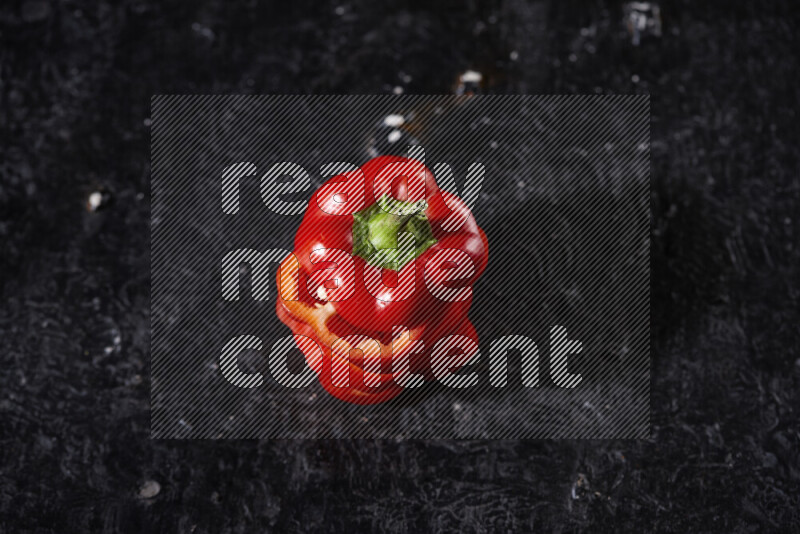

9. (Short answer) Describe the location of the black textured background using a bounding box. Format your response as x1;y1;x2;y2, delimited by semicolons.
1;0;799;532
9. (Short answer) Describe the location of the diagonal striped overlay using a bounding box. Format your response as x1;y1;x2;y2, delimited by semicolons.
151;95;650;439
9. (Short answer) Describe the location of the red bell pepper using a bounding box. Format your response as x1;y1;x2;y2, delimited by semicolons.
276;155;488;405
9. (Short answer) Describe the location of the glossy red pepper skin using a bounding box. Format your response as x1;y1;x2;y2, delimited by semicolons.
293;156;489;333
277;155;488;405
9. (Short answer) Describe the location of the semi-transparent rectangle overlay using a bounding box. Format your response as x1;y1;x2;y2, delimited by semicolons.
151;95;650;438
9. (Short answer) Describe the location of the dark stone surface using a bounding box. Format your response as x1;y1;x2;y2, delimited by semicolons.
1;0;798;531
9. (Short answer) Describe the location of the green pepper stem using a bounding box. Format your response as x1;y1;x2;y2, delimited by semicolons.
352;195;438;271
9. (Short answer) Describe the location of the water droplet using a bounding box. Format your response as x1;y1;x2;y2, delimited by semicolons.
387;130;402;143
86;191;111;212
455;70;483;95
383;114;405;127
624;2;663;46
138;480;161;499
